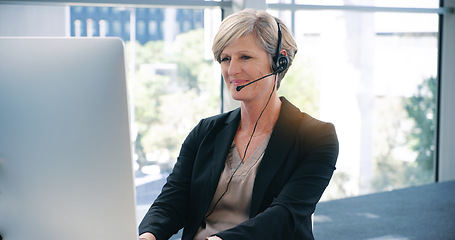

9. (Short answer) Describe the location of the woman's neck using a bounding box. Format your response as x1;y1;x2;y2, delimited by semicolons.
239;95;281;135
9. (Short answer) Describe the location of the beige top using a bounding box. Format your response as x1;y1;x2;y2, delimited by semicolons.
193;134;271;240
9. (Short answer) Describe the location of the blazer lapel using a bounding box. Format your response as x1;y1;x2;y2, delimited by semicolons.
250;97;303;216
206;109;240;206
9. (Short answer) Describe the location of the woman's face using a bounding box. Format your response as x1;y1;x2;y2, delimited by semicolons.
220;33;275;103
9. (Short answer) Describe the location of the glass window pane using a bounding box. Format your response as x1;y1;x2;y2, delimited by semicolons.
276;9;438;200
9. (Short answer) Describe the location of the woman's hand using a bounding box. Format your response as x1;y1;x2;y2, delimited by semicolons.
206;236;222;240
139;232;157;240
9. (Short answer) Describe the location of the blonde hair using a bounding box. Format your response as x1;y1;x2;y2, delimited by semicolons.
212;9;298;89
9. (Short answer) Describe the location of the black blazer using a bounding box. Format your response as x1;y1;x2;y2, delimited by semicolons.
139;97;339;240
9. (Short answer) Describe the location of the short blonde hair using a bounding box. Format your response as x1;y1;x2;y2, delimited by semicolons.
212;9;298;89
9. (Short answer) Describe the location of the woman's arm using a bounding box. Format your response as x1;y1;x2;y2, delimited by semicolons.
138;120;205;240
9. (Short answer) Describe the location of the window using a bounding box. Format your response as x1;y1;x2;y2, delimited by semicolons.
137;20;146;36
148;20;157;36
124;20;130;35
269;2;439;200
112;20;122;36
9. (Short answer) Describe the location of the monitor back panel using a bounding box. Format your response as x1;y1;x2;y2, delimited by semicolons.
0;37;138;240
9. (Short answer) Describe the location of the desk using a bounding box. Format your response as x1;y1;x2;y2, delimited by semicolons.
314;181;455;240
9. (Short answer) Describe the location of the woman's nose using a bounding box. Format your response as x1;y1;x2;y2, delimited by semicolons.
227;59;241;76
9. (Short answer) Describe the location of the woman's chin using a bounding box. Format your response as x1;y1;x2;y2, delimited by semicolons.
229;89;247;101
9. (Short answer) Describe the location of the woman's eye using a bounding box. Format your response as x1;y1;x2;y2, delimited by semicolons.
220;57;230;62
241;55;252;60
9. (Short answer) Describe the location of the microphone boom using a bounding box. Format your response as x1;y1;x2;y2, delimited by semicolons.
235;72;275;91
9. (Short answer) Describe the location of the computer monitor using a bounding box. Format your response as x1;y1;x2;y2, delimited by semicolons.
0;37;138;240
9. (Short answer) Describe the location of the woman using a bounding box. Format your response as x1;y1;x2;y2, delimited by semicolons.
139;9;338;240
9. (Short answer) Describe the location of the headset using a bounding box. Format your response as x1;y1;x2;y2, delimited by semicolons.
273;20;289;74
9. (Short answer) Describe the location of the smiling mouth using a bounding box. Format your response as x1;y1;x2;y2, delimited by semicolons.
230;80;249;86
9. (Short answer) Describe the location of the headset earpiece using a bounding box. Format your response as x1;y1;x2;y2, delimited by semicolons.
275;54;288;74
274;20;289;74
